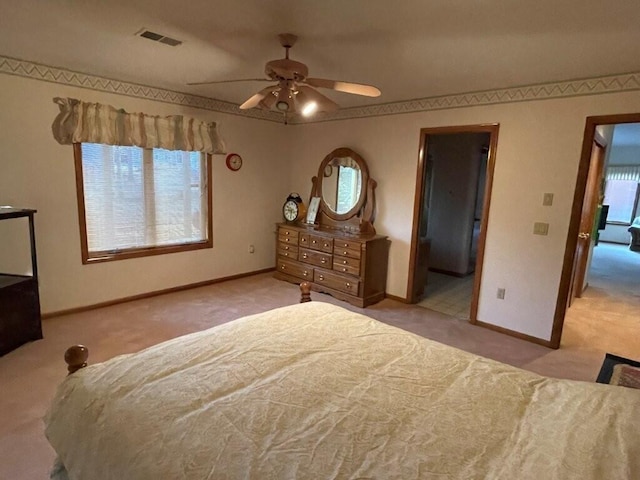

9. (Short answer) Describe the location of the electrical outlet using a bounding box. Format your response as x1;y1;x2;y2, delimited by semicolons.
497;288;505;299
248;244;255;254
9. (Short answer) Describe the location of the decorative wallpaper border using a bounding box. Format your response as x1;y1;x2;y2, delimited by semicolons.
2;54;640;125
304;71;640;124
0;55;283;123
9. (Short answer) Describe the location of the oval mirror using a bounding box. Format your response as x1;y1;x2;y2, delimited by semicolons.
322;157;363;214
312;147;375;233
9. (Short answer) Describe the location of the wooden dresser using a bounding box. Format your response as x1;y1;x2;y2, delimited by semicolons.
274;223;389;307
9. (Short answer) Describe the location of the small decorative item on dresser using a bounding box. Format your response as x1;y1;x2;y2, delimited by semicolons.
282;193;306;223
306;197;321;224
225;153;243;171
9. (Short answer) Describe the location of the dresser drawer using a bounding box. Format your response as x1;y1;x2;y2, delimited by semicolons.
333;245;361;259
279;226;299;238
278;230;299;245
299;248;332;268
334;239;361;251
277;258;313;281
309;234;333;253
333;256;361;276
315;269;360;296
278;243;299;259
299;233;310;247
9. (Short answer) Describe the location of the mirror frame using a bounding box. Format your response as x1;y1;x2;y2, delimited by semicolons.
316;147;370;222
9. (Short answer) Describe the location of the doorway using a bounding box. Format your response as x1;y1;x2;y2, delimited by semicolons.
407;124;499;323
553;113;640;349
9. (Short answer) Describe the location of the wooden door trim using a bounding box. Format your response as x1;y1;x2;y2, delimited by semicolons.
407;124;500;326
551;113;640;348
406;129;429;303
469;126;499;323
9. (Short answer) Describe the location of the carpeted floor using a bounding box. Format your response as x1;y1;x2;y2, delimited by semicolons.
1;244;639;479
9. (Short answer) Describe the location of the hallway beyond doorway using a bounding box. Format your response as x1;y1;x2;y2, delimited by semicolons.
417;272;474;320
561;241;640;359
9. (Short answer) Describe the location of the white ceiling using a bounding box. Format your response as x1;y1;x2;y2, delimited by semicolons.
2;0;640;109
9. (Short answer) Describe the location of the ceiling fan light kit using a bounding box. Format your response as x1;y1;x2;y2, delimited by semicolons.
189;33;381;121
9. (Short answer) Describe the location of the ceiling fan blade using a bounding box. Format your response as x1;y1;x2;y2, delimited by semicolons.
187;78;272;86
239;86;278;110
304;78;381;97
258;88;279;109
296;86;339;112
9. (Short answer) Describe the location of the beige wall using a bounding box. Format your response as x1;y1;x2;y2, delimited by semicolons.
288;91;640;341
4;69;640;341
0;74;290;313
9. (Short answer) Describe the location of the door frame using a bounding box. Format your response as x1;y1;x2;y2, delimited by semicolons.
407;123;500;324
551;113;640;348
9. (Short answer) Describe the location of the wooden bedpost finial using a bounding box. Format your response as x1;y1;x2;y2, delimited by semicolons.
65;345;89;375
300;282;312;303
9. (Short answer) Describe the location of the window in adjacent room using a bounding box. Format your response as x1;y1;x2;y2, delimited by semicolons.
74;143;212;263
603;179;640;225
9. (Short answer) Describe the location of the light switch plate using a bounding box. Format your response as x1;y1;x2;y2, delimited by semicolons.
533;222;549;235
543;193;554;206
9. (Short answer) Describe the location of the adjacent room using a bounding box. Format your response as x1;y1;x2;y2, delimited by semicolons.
1;1;640;479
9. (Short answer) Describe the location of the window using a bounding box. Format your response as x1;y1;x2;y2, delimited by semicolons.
603;179;640;225
336;166;362;214
75;143;212;263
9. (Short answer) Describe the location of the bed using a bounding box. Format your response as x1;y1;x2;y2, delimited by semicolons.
45;289;640;479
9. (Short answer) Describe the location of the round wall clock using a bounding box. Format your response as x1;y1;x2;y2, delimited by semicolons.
225;153;243;171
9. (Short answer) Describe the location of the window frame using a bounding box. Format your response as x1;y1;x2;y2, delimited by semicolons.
73;143;213;264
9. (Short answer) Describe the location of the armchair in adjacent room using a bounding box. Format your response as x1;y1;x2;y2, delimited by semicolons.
628;217;640;251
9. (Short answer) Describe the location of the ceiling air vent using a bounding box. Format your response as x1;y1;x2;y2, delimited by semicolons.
136;29;182;47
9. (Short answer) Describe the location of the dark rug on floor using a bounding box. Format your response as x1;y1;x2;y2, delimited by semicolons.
596;353;640;385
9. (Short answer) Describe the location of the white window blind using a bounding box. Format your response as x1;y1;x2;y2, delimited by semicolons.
603;178;639;224
81;143;207;254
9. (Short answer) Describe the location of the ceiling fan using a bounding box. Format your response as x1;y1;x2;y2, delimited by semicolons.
188;33;381;118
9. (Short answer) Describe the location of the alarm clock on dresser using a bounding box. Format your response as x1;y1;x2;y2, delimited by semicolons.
282;193;306;223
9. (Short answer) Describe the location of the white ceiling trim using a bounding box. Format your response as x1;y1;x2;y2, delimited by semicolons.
2;54;640;125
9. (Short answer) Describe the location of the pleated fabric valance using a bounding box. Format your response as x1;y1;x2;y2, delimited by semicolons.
51;97;226;154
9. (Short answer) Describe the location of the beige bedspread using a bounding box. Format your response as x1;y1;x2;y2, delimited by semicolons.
45;302;640;479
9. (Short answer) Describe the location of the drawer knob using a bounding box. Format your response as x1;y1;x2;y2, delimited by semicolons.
285;246;289;250
324;243;329;247
343;243;348;247
321;259;326;264
303;254;308;259
286;238;290;242
318;275;324;281
346;282;351;288
303;271;308;277
343;251;347;255
342;268;347;272
342;260;347;265
281;265;285;270
302;238;307;242
312;240;317;244
285;231;290;235
284;253;289;257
